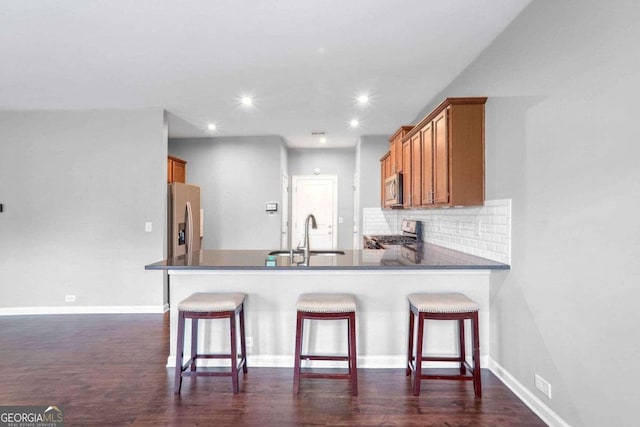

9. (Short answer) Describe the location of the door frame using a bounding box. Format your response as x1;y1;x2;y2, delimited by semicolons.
281;172;289;250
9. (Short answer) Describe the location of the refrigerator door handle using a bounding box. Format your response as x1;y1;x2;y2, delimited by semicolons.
186;201;194;253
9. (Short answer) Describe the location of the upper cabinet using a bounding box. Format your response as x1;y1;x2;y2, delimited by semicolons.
380;152;391;207
389;126;413;174
168;155;187;183
380;126;413;208
385;97;486;209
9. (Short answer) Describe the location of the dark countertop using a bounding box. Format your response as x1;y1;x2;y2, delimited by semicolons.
145;244;510;271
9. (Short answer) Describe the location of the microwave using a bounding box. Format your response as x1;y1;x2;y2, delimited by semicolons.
384;173;403;207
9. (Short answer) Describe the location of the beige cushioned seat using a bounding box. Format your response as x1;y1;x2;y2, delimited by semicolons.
408;292;479;313
178;292;246;312
296;293;356;313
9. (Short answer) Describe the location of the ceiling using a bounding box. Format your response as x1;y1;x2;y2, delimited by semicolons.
0;0;531;148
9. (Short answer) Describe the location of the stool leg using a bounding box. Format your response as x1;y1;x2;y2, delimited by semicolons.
406;305;415;376
472;311;482;398
229;311;239;394
174;310;186;394
413;312;425;396
293;312;304;394
190;318;198;373
458;319;466;375
348;312;358;396
239;303;248;374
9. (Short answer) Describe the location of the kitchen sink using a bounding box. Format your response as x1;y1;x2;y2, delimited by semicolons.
268;250;345;257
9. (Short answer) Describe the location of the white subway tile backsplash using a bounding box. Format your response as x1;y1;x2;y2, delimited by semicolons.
362;199;512;264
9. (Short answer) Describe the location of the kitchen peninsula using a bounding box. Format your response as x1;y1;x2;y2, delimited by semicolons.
146;245;508;369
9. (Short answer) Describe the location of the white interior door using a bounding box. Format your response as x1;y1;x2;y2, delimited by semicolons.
291;175;338;250
281;173;289;249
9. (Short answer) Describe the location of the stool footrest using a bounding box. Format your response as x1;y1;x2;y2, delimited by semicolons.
193;353;241;359
182;371;234;378
299;372;354;380
300;354;349;361
181;355;246;369
421;374;474;381
421;356;464;362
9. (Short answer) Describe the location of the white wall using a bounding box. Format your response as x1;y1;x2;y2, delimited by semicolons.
428;1;640;425
169;136;285;250
288;148;355;250
0;109;167;311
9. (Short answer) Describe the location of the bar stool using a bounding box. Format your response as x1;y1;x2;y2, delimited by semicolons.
174;292;247;394
406;292;481;397
293;293;358;395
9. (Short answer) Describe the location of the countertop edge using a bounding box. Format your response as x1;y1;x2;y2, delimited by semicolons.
145;264;509;271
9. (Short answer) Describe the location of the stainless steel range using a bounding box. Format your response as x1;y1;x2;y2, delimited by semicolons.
363;219;423;249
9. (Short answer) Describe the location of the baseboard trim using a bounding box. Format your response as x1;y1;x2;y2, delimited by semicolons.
0;306;167;316
489;358;570;427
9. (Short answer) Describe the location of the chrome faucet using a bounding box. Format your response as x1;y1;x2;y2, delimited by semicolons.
297;214;317;258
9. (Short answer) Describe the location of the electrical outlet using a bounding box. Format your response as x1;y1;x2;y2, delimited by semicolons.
65;295;76;303
535;374;552;399
145;221;153;232
246;336;254;347
477;220;482;237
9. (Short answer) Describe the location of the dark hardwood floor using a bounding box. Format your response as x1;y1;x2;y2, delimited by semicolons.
0;314;545;426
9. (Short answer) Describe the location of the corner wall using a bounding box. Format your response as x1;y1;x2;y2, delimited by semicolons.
428;1;640;425
0;109;167;312
169;136;285;250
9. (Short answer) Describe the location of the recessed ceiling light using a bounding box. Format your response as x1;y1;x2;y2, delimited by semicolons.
241;96;253;106
357;95;369;104
319;137;327;144
350;119;359;128
207;123;217;131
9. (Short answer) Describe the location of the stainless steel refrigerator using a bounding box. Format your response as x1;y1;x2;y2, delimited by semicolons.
168;182;202;258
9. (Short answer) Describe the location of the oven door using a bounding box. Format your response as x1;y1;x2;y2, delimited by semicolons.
384;173;403;207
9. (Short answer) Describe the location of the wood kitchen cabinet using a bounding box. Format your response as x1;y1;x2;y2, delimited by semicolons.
402;98;487;208
410;131;422;207
405;97;486;207
420;121;434;204
401;131;423;208
380;152;391;208
389;126;413;174
167;156;186;183
432;109;449;204
402;139;411;207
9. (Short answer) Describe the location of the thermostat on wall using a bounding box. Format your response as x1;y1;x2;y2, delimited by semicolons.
265;203;278;212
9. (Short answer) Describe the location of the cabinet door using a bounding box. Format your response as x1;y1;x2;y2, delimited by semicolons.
392;137;403;173
173;161;186;183
389;139;397;174
380;153;390;208
168;156;187;183
410;132;422;207
421;121;434;205
433;109;449;204
402;140;411;207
